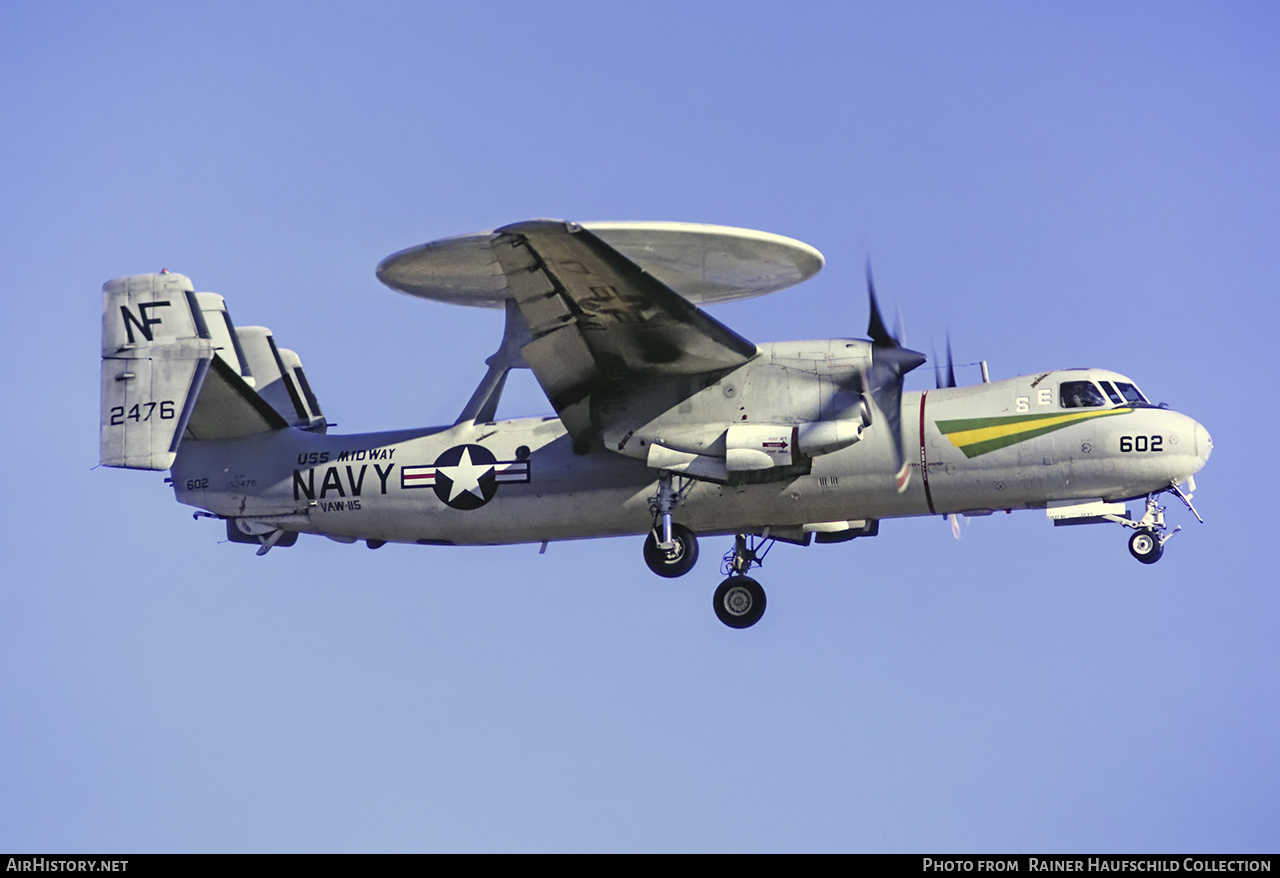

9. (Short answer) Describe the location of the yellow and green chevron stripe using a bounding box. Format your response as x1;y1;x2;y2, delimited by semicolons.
935;408;1132;458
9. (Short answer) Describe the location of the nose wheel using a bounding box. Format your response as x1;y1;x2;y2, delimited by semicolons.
1108;490;1200;565
1128;529;1163;564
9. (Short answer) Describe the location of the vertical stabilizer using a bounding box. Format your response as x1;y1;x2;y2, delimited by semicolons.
194;292;254;385
237;327;327;431
100;272;214;470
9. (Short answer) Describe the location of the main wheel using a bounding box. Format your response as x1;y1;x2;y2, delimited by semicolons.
713;576;767;629
643;523;699;578
1128;529;1163;564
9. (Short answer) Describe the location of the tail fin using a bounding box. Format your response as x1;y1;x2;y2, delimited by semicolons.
100;272;214;469
234;326;327;431
100;272;324;470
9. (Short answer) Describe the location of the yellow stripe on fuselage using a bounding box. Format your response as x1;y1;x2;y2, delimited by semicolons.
944;409;1112;449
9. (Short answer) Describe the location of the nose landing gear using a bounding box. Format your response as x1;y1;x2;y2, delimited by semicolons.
1128;529;1163;564
1109;494;1177;564
1111;484;1203;564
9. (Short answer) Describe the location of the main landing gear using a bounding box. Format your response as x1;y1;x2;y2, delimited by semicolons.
643;523;699;578
713;534;774;628
642;473;774;628
643;472;700;578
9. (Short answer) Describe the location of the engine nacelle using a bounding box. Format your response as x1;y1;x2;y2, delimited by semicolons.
726;424;798;471
649;419;867;477
723;417;866;471
796;418;864;457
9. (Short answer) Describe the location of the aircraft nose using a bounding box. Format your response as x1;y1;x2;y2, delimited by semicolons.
1195;421;1213;468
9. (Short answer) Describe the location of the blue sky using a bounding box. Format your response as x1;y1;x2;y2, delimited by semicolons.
2;1;1277;852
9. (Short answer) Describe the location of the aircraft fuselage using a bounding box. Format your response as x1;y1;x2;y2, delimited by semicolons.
170;363;1211;548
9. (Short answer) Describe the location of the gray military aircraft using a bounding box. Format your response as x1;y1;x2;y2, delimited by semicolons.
100;219;1212;628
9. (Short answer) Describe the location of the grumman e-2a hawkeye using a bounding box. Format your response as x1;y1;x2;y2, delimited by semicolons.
99;220;1212;628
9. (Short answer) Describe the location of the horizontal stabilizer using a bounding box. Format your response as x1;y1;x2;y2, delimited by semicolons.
183;355;289;439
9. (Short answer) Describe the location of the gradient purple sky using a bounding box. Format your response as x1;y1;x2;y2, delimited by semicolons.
1;1;1276;852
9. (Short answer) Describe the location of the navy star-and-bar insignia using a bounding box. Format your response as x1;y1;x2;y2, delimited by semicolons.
400;444;531;510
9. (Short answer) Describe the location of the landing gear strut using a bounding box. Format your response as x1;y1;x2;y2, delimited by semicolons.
713;534;775;629
1106;484;1202;565
643;523;699;577
1109;494;1176;565
643;472;699;577
641;475;779;629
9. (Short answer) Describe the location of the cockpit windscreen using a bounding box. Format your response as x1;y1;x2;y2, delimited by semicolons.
1060;381;1106;408
1060;379;1151;409
1112;381;1150;406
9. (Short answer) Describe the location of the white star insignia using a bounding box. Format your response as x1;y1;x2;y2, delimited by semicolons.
436;447;494;502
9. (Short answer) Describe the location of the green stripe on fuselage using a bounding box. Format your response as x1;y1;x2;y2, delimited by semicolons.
935;408;1132;458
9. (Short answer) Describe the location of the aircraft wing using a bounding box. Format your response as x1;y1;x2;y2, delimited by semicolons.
489;220;759;437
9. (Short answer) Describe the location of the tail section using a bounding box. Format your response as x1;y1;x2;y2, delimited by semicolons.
100;272;213;469
234;326;326;431
100;272;325;470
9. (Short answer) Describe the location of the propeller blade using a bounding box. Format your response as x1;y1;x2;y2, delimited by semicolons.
944;333;957;388
933;333;958;389
865;262;895;347
867;365;904;465
866;351;924;481
862;266;926;492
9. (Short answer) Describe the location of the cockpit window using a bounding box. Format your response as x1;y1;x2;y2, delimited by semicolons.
1099;381;1124;404
1113;382;1150;406
1060;381;1106;408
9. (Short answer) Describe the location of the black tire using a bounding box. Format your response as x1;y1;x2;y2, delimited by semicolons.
1128;529;1163;564
713;576;767;629
643;523;699;578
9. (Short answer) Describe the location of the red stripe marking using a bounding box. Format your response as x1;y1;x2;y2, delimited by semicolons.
919;391;936;515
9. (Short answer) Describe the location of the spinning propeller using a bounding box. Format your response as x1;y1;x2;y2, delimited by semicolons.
863;263;927;492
